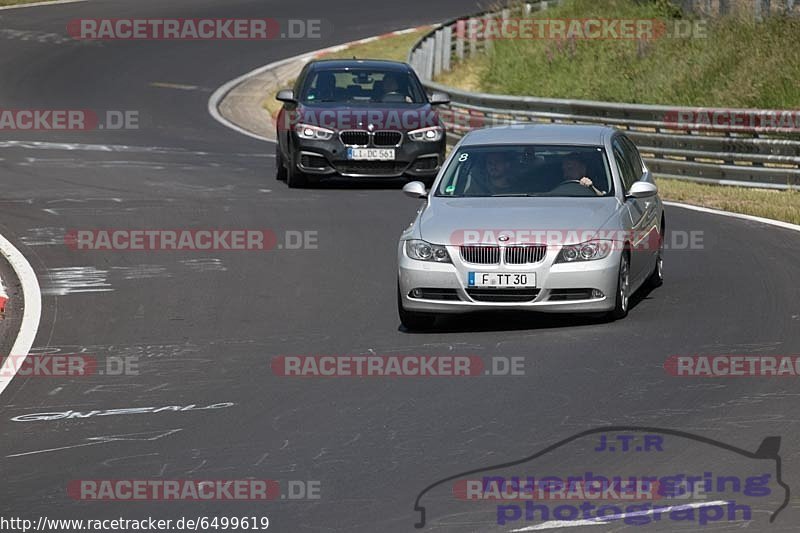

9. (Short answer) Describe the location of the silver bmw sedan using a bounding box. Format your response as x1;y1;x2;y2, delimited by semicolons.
397;124;664;330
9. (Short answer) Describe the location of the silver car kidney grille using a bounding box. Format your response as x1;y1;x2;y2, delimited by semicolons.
460;245;546;265
505;245;547;264
460;246;500;264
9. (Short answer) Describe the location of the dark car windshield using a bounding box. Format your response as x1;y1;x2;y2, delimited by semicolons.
300;69;427;104
435;144;615;198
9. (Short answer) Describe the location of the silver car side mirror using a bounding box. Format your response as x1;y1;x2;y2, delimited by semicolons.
402;181;428;199
627;181;658;199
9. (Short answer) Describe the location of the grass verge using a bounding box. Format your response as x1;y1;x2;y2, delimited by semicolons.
441;0;800;108
657;178;799;225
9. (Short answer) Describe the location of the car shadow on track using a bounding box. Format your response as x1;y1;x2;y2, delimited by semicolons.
282;175;414;190
399;284;661;334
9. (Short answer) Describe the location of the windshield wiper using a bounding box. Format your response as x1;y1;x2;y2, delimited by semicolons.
490;193;541;197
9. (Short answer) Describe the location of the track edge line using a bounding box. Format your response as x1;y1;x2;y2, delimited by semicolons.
0;232;42;398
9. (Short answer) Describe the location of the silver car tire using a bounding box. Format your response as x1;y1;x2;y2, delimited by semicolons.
609;253;630;320
647;222;665;288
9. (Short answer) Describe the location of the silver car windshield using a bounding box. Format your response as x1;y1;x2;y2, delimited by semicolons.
435;144;615;198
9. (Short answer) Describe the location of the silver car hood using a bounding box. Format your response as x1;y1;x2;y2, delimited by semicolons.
418;197;623;246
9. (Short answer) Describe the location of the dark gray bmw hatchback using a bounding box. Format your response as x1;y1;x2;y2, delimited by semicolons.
275;59;449;188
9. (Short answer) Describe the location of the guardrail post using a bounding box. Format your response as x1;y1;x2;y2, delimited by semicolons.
424;38;434;80
455;19;465;61
755;0;770;20
442;26;452;72
483;13;493;52
468;17;478;57
433;29;443;77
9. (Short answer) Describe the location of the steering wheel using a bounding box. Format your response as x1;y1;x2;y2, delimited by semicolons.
549;179;595;196
382;91;405;102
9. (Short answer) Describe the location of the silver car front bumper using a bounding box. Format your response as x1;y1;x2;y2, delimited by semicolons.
398;242;620;314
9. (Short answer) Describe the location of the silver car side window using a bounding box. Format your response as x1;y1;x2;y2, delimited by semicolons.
612;140;637;192
620;136;645;178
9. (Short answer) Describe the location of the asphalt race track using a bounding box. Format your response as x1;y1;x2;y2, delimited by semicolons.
1;1;799;532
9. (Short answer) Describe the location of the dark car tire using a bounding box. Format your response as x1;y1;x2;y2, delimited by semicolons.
275;144;287;181
608;253;630;321
397;285;436;331
286;151;308;188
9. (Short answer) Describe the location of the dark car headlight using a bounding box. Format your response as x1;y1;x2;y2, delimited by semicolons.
405;240;451;263
295;123;334;140
408;126;443;142
556;240;613;263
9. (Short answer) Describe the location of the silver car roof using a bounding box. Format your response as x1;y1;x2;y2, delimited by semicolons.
459;124;616;146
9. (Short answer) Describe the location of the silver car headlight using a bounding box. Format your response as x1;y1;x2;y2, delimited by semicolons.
408;126;443;142
405;240;451;263
295;123;334;140
556;240;613;263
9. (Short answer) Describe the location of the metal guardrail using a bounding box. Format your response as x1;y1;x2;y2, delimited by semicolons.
408;2;800;189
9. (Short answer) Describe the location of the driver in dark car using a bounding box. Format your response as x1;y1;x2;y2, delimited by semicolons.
378;73;411;103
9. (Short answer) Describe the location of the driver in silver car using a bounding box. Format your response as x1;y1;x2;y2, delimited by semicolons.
561;153;607;196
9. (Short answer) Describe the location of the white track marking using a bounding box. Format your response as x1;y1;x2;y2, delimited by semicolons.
510;500;732;531
41;266;112;296
664;201;800;233
0;0;85;10
0;233;42;398
6;429;183;458
0;140;207;154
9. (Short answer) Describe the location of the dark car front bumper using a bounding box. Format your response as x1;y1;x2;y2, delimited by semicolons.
291;133;445;179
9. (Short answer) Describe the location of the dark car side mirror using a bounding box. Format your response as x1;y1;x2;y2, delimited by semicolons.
276;89;296;103
429;92;450;105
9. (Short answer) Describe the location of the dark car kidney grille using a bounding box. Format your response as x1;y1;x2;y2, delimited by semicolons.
373;131;402;146
505;245;547;264
340;130;369;146
460;246;500;265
